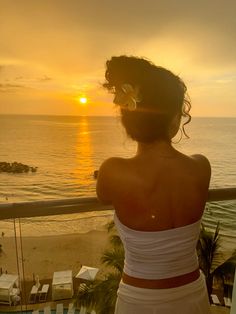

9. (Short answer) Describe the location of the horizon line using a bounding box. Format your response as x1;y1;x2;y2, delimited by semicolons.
0;113;236;119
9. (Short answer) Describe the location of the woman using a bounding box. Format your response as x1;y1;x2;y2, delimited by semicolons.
96;56;211;314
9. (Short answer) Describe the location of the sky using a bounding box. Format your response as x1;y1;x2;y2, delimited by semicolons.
0;0;236;117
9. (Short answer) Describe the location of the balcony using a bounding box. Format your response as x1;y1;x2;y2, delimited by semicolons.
0;188;235;314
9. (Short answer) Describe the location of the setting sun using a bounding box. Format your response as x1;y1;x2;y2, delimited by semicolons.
79;97;88;105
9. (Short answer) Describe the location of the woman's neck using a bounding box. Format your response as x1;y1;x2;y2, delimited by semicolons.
136;140;177;157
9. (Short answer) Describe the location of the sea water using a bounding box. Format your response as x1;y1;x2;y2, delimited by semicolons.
0;115;236;249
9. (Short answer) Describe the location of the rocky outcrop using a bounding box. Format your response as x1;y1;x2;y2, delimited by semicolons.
0;162;37;173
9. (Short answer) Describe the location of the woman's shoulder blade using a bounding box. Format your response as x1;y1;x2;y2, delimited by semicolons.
189;154;211;184
99;157;126;173
190;154;211;170
96;157;126;204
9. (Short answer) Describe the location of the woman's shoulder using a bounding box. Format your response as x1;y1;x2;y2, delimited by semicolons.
98;156;127;173
189;154;211;185
175;152;211;187
190;154;211;171
174;151;210;173
96;157;127;204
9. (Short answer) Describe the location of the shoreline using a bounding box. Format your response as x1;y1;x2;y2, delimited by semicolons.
0;230;109;280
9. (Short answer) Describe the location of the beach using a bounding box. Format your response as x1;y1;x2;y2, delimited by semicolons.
0;230;109;280
0;228;233;313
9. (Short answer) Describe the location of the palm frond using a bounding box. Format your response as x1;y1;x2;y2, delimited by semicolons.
197;222;223;274
77;273;121;314
106;220;115;233
197;221;236;300
94;273;121;314
213;249;236;275
109;234;123;248
77;280;98;310
101;246;124;273
76;223;124;313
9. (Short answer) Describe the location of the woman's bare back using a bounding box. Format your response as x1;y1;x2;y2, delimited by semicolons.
97;146;211;232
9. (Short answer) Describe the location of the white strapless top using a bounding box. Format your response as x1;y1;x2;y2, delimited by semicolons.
114;213;201;280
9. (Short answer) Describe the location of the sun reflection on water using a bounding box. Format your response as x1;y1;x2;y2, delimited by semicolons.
74;117;95;188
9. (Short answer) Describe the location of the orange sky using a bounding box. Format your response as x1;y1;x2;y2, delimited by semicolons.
0;0;236;117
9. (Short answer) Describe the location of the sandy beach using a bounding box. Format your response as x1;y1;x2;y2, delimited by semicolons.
0;230;109;280
0;231;232;314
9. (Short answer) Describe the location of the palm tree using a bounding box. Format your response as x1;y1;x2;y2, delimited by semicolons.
197;222;236;302
197;222;221;297
214;256;236;300
77;221;124;314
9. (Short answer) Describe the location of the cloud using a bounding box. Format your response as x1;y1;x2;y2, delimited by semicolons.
1;0;236;77
37;75;52;82
0;83;28;93
15;76;24;80
1;0;236;115
0;84;24;88
0;63;54;91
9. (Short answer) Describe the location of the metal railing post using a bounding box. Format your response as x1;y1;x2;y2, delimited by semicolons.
231;271;236;314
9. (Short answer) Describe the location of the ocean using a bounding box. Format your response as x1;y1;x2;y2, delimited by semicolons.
0;115;236;250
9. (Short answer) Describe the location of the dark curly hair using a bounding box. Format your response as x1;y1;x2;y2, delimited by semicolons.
103;55;191;143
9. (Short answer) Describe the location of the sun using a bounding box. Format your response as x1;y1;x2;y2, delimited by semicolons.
79;97;88;105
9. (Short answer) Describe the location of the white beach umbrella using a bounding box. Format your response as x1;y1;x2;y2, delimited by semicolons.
75;266;99;281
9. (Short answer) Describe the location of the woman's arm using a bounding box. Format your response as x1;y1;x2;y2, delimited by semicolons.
191;154;211;189
96;158;118;205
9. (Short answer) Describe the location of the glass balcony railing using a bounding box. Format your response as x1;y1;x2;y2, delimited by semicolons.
0;188;235;314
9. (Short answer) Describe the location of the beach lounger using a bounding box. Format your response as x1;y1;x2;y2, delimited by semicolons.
39;284;49;302
56;303;64;314
11;288;21;305
52;270;73;301
224;297;232;307
67;302;75;314
211;294;221;305
79;306;87;314
44;305;51;314
29;285;39;304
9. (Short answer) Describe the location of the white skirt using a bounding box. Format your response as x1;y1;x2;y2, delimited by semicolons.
114;273;211;314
